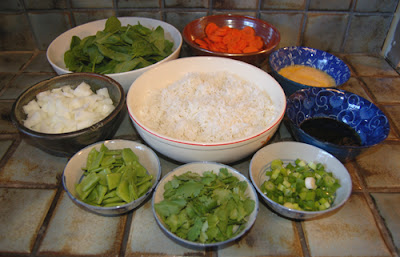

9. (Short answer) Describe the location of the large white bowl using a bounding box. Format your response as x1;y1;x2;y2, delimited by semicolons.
126;56;286;164
152;162;259;248
62;139;161;216
47;17;182;93
249;141;352;220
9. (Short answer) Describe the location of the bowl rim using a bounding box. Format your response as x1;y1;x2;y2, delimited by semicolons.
268;46;351;87
152;161;259;247
62;139;162;212
285;87;390;149
46;16;183;76
11;72;126;138
183;14;281;57
249;141;352;217
126;56;287;147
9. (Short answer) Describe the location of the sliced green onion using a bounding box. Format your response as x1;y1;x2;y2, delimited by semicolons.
260;159;340;211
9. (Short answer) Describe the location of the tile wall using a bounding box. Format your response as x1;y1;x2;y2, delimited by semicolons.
0;0;399;70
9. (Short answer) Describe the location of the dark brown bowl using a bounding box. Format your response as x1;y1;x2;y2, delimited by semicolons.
183;14;280;67
11;72;126;157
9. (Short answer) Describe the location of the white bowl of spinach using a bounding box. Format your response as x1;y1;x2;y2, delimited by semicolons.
47;16;182;92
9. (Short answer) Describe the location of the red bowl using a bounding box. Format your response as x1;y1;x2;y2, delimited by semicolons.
183;14;280;67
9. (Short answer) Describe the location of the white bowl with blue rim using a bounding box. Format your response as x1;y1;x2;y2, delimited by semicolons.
285;87;390;162
268;46;351;96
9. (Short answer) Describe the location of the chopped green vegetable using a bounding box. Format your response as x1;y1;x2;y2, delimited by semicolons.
75;144;153;207
260;159;341;211
154;169;255;244
64;16;174;74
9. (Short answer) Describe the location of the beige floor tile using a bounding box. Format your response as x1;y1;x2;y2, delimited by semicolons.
39;191;126;256
346;55;399;77
0;140;67;185
371;193;400;253
303;193;391;256
0;188;56;252
362;77;400;104
355;143;400;188
218;203;303;256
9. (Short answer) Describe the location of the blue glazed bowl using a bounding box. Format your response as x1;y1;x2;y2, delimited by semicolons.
285;87;390;162
269;46;351;96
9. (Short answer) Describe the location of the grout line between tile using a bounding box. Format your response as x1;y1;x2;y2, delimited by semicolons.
30;186;64;256
351;157;400;257
119;210;134;257
295;221;310;257
363;192;400;257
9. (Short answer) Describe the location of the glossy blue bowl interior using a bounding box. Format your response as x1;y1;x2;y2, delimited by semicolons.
285;87;390;162
269;46;351;96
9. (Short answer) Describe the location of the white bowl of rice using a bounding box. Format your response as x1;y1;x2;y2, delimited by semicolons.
126;56;286;163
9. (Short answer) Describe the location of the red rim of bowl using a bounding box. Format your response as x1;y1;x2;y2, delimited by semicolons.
127;104;286;147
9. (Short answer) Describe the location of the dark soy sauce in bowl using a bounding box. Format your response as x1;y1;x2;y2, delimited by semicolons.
300;117;362;146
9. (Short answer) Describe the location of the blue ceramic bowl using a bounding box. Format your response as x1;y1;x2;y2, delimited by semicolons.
269;46;351;96
285;87;390;162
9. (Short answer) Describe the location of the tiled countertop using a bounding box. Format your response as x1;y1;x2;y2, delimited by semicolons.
0;51;399;257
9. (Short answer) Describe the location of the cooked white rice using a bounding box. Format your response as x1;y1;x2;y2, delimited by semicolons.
138;71;277;143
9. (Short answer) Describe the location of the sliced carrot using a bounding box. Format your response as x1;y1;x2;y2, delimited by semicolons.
236;39;248;51
208;34;223;43
249;36;264;49
241;26;256;37
194;38;208;47
205;22;218;37
193;22;265;54
214;26;230;36
243;46;259;53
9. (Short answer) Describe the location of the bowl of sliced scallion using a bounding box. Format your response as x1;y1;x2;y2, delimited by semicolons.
62;139;161;216
152;162;259;248
47;16;182;93
249;141;352;220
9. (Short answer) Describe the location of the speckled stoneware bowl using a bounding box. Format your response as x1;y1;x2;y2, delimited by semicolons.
250;141;352;220
63;139;161;216
183;14;280;67
11;73;126;157
152;161;259;248
269;46;351;96
285;87;390;162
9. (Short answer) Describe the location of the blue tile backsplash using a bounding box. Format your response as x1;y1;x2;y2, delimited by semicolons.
0;0;398;59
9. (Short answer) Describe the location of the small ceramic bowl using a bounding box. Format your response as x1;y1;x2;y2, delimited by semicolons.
63;139;161;216
285;87;390;162
126;56;286;163
47;17;182;93
269;46;351;96
250;141;352;220
152;161;259;248
183;14;280;67
11;73;125;157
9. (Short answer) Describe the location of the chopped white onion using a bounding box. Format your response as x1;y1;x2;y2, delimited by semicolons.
22;82;116;134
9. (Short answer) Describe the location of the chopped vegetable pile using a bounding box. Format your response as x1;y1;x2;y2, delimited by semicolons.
194;22;264;53
261;159;341;211
64;16;174;74
22;82;115;134
75;144;153;207
154;168;256;244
